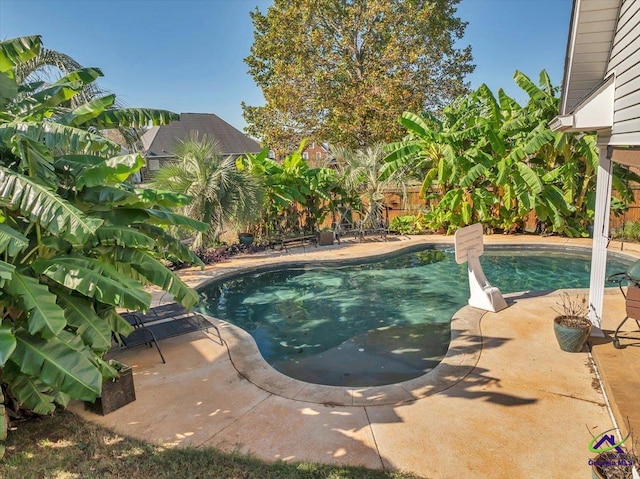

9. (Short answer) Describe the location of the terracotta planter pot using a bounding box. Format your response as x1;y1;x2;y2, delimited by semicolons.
553;316;591;352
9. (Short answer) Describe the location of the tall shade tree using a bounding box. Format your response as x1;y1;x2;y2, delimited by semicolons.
0;35;205;457
383;70;640;236
151;134;264;249
243;0;474;155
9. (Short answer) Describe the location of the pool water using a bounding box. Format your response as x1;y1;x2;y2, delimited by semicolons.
197;247;632;387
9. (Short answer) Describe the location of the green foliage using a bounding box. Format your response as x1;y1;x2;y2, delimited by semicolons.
384;70;640;237
0;35;203;451
239;142;351;237
333;144;411;230
612;221;640;242
389;214;431;235
151;133;263;249
243;0;474;154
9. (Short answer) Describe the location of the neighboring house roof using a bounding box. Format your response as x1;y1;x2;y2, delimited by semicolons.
141;113;261;158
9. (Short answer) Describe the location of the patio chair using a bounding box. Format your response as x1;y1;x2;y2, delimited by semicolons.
606;260;640;348
115;303;221;362
333;206;363;243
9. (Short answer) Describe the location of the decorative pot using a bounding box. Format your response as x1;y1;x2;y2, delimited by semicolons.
591;451;636;478
553;316;591;352
85;364;136;415
238;233;254;246
316;230;334;246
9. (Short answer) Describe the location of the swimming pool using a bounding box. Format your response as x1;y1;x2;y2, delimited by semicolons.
197;246;632;387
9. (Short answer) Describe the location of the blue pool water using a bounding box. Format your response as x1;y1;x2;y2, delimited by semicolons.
197;247;632;386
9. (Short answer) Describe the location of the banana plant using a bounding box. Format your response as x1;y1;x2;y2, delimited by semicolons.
0;35;206;456
384;70;640;236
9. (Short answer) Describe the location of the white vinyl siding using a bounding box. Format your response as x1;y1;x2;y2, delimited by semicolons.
562;1;620;113
608;0;640;145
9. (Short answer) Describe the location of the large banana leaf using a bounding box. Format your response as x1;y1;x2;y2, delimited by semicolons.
0;224;29;257
9;132;57;184
0;260;14;288
78;154;145;188
0;36;41;73
79;185;138;206
0;324;16;367
3;364;56;415
0;121;121;156
85;108;179;129
133;223;203;266
100;307;134;337
56;295;112;354
143;208;208;231
94;226;156;249
135;188;193;208
4;271;66;339
11;331;102;401
515;162;543;195
0;70;18;109
56;153;144;187
0;167;103;244
58;94;116;127
108;247;198;308
31;256;151;311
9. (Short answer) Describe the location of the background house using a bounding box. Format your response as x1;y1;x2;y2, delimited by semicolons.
140;112;262;180
302;142;333;167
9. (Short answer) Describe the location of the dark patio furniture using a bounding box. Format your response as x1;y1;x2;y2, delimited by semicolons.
607;260;640;348
114;303;221;363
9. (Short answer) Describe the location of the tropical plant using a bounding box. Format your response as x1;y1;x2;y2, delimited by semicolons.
151;133;264;249
613;221;640;242
0;35;206;458
389;214;431;235
243;0;474;154
239;142;349;237
334;144;411;229
383;70;640;236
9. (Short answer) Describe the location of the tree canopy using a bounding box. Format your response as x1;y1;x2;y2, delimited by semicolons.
242;0;474;155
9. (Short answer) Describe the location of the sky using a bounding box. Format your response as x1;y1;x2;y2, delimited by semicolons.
0;0;573;133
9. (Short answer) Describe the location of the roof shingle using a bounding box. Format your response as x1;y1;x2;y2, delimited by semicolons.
141;113;261;158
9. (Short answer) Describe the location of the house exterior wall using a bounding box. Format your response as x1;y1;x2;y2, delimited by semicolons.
608;0;640;145
303;142;331;168
561;0;619;114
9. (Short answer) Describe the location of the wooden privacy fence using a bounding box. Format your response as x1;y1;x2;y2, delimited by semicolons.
317;185;640;232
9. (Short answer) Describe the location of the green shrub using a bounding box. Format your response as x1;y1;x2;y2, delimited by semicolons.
389;214;431;235
612;222;640;242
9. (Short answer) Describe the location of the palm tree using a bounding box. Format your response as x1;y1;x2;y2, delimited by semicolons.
151;133;264;249
333;143;411;228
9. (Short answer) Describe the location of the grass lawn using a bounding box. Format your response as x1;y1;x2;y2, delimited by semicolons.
3;411;421;479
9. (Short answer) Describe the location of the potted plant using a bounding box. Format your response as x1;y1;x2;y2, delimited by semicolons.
316;228;335;246
590;431;639;479
238;232;254;245
553;292;591;352
85;360;136;415
591;450;638;478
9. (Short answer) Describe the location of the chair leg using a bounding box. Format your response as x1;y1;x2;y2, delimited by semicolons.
138;328;167;363
613;316;631;349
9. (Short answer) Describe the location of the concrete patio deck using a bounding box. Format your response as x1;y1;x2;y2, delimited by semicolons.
70;235;640;478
